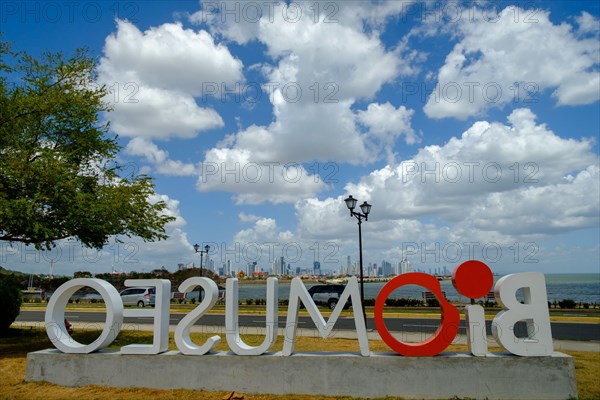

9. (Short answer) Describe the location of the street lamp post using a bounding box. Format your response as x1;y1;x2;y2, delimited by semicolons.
344;195;372;326
193;243;210;301
193;243;211;277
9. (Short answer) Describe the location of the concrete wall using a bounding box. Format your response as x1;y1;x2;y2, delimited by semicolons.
26;349;577;399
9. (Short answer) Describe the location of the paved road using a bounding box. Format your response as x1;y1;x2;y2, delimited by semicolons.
17;310;599;341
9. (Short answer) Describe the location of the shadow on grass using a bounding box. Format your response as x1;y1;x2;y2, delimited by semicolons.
0;328;54;358
0;327;154;359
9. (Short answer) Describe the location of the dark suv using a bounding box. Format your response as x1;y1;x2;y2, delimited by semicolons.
307;284;351;310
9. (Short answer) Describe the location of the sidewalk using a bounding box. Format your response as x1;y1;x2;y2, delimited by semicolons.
13;320;600;352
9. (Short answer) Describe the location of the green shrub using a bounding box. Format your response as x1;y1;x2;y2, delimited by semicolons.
362;298;376;306
558;299;577;309
426;298;440;308
0;275;23;334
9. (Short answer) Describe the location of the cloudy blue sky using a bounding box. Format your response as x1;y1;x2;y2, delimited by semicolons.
2;1;599;276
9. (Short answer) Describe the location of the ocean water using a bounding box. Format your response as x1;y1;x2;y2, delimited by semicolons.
236;273;600;304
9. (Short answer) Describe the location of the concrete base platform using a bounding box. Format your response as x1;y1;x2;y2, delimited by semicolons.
26;349;577;399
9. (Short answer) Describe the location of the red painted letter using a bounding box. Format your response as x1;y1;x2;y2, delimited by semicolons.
374;273;460;356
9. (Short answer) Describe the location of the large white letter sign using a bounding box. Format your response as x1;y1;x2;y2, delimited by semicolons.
226;277;278;355
465;304;488;356
45;278;123;354
283;276;369;356
175;277;221;355
120;279;171;355
491;272;554;356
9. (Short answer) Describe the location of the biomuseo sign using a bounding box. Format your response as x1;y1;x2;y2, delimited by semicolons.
43;260;554;357
28;260;577;399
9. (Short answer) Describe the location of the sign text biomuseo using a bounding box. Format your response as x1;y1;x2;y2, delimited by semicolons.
45;260;553;357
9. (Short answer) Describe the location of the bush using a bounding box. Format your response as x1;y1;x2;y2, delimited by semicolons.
0;275;23;334
426;298;440;308
363;298;376;307
558;299;577;309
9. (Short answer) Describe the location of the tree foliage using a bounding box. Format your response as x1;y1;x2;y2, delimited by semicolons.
0;41;174;250
0;274;22;334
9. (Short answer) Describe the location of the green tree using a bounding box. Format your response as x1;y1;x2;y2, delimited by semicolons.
42;275;70;290
0;42;174;250
0;274;22;334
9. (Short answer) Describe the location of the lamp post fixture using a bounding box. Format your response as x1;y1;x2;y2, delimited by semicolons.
193;243;210;277
344;195;372;325
193;244;210;302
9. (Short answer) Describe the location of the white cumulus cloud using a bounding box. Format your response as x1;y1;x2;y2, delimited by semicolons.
125;138;198;176
296;109;598;245
191;1;418;203
99;20;243;139
424;6;600;119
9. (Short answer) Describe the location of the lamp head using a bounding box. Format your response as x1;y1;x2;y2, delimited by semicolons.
193;243;200;253
360;201;372;217
204;244;210;253
344;195;357;212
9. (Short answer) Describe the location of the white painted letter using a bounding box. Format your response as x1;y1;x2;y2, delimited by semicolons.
226;277;278;355
174;277;221;355
465;304;488;356
45;278;123;353
491;272;553;356
120;279;171;354
283;276;369;356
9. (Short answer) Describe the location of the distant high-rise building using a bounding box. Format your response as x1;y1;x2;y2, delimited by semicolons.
381;260;392;276
400;259;412;274
223;260;232;276
247;262;258;275
313;261;321;275
369;263;377;277
271;257;286;275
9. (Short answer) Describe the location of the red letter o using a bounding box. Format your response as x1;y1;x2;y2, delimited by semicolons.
374;272;460;356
